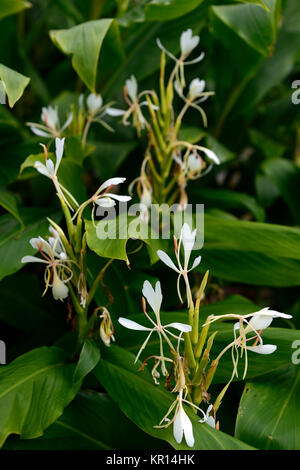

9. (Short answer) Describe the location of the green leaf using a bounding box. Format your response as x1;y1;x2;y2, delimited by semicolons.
235;365;300;449
0;346;81;447
192;188;265;221
0;207;59;281
211;0;279;56
0;189;24;230
85;215;167;264
0;0;31;21
94;345;253;449
4;391;165;450
261;158;300;223
50;19;124;93
0;64;30;107
145;0;205;21
73;340;100;384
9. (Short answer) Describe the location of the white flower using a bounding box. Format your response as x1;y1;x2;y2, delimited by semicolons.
247;307;292;331
125;75;138;102
34;137;65;178
180;29;200;56
118;280;191;368
21;228;72;301
86;93;103;114
187;153;202;174
246;344;277;354
173;401;194;447
157;224;201;306
199;404;216;428
28;105;73;138
188;78;205;99
34;138;79;211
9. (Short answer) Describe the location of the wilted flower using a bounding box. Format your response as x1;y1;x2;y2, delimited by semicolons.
21;228;72;301
199;404;216;428
99;307;115;347
27;105;73;138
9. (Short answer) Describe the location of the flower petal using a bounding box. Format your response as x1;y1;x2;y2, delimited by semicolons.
125;75;138;101
106;107;126;116
21;255;47;264
30;127;51;137
87;93;103;114
55;137;65;168
118;317;151;331
98;177;126;193
189;255;201;271
246;344;277;354
104;193;132;202
157;250;179;273
165;322;192;333
142;280;162;315
34;162;51;178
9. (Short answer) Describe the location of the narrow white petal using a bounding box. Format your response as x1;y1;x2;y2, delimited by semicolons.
106;107;126;116
95;197;116;208
104;193;132;202
30;127;51;137
142;280;162;315
118;317;151;331
180;29;199;56
125;75;138;101
98;177;126;193
165;322;192;333
173;408;184;444
61;112;73;131
249;314;273;331
46;159;55;175
21;255;47;264
190;256;201;271
180;406;195;448
157;250;180;273
55;137;65;168
199;147;220;165
247;344;277;354
34;162;51;177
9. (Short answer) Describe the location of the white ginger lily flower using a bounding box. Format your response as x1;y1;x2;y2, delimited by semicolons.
157;29;204;92
34;137;79;211
118;280;191;372
28;105;73;138
121;75;159;134
205;307;292;379
157;223;201;306
157;388;207;448
188;78;206;99
174;77;214;127
21;229;72;301
73;176;131;224
79;92;124;133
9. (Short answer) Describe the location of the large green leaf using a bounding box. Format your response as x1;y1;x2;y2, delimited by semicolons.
211;0;279;56
145;0;205;21
0;346;81;447
94;345;253;449
235;365;300;449
4;391;165;450
0;0;31;21
261;158;300;224
201;214;300;286
50;19;124;93
85;215;167;264
0;64;30;107
0;207;59;281
0;189;23;230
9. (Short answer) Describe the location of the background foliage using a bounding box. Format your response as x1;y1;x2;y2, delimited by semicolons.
0;0;299;450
